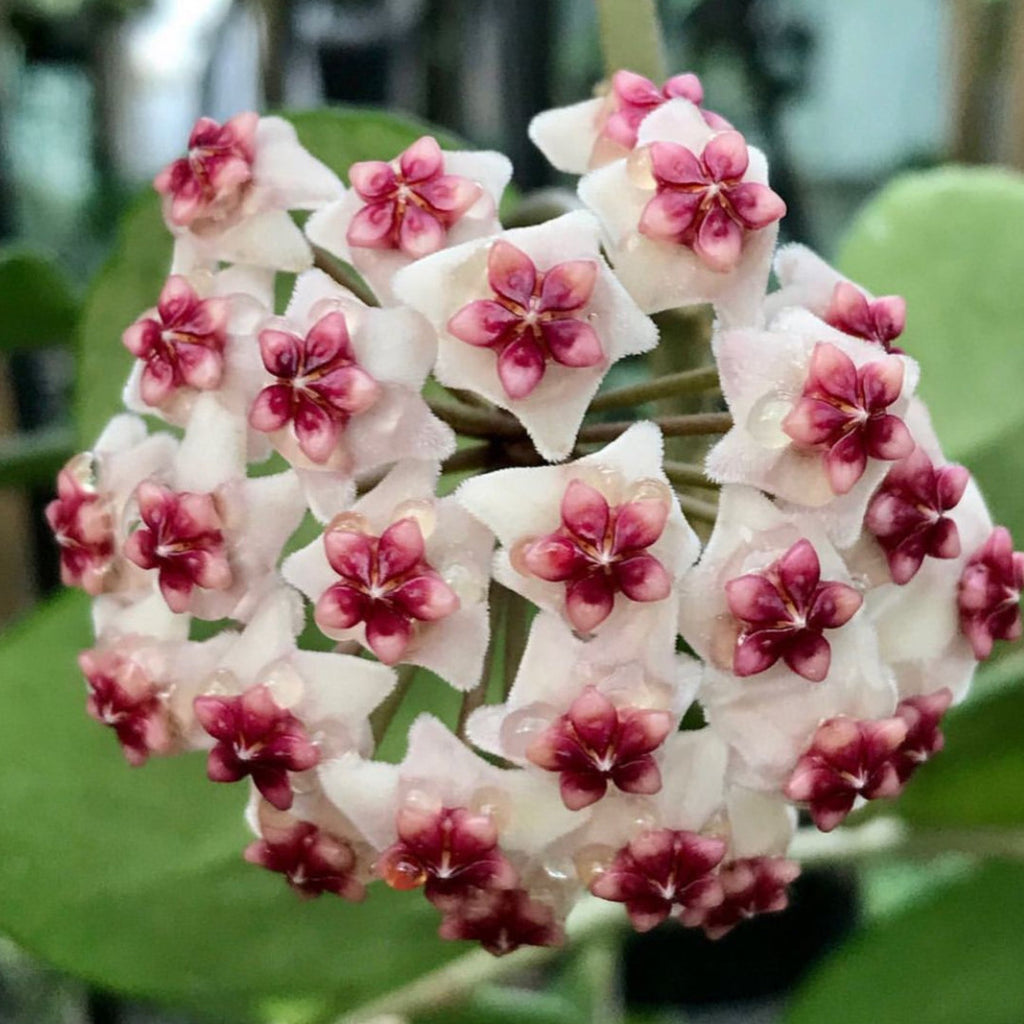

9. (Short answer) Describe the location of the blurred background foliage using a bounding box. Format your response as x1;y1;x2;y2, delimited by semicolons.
1;1;1024;1023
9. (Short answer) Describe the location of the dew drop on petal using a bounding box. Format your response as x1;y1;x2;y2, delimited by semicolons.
747;394;794;450
575;463;624;503
573;842;616;886
469;785;513;830
443;562;485;604
541;850;575;883
499;704;558;759
204;668;240;696
399;782;444;818
260;658;306;709
510;536;539;577
711;613;741;670
623;477;672;507
67;451;101;491
626;146;656;190
327;511;370;535
392;498;437;539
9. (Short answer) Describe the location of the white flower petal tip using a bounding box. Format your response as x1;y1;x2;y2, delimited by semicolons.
248;269;454;484
393;211;658;462
282;460;493;690
153;113;341;271
529;71;729;176
456;423;698;679
705;309;920;548
577;101;783;324
305;141;513;305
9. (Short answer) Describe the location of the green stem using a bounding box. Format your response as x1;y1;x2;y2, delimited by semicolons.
577;411;732;444
594;0;666;80
457;582;505;738
441;444;496;475
369;665;418;749
502;592;531;698
663;459;719;490
428;399;525;439
589;366;720;414
330;896;625;1024
311;245;380;307
675;492;718;524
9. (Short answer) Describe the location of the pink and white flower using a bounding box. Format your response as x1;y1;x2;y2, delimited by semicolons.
578;101;783;323
244;800;368;902
465;613;700;809
682;487;896;790
46;415;177;597
318;714;579;951
123;395;304;620
857;402;998;704
784;714;908;831
250;269;454;519
121;266;273;448
529;69;728;175
305;135;511;305
190;587;397;808
155;113;343;272
767;245;907;352
284;459;493;690
707;307;920;547
392;210;658;461
457;423;699;680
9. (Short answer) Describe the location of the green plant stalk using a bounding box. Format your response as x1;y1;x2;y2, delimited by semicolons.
674;491;719;524
594;0;666;81
457;582;505;737
370;664;419;748
663;459;719;489
577;411;732;444
589;366;720;413
428;398;525;438
311;245;380;307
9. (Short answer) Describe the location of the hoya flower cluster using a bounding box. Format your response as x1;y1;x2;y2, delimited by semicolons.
51;74;1021;957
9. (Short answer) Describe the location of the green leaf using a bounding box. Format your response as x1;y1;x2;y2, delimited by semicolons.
285;107;465;181
0;247;79;352
895;679;1024;828
838;166;1024;539
74;195;171;447
0;593;461;1022
784;862;1024;1024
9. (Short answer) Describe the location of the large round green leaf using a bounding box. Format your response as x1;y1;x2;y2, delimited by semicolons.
784;862;1024;1024
838;166;1024;538
0;594;461;1023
